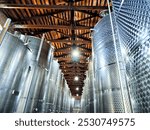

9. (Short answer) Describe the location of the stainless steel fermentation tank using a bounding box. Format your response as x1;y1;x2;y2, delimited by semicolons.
81;60;95;113
19;35;53;113
38;59;59;113
73;99;81;113
0;32;53;112
112;0;150;112
0;31;72;113
81;76;88;112
0;32;27;112
62;81;72;113
92;14;132;113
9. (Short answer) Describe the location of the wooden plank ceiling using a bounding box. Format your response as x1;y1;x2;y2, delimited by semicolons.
0;0;109;97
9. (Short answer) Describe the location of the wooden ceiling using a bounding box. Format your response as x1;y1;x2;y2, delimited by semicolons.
0;0;109;97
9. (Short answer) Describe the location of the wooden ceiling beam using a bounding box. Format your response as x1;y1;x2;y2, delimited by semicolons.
64;74;85;76
69;85;84;88
67;79;85;81
54;36;69;40
16;30;91;42
55;49;70;53
68;84;84;86
59;62;87;66
61;66;87;70
64;76;84;78
63;68;86;71
68;79;84;81
54;30;70;37
71;5;75;45
79;46;92;52
77;10;100;17
50;39;90;43
54;46;70;52
25;29;54;36
54;47;91;53
60;62;87;65
71;89;83;92
58;59;87;63
57;56;87;61
65;74;85;81
60;65;88;70
77;36;91;42
0;4;108;10
49;15;69;23
76;15;100;23
11;24;92;30
66;78;85;81
61;66;88;70
59;61;88;64
65;74;85;77
54;30;91;42
55;54;69;58
12;10;66;23
64;72;84;75
63;71;86;74
68;83;84;86
77;31;90;36
60;63;86;67
63;0;84;3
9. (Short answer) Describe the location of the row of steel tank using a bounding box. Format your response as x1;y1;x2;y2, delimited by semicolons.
0;31;72;113
82;0;150;113
81;60;95;113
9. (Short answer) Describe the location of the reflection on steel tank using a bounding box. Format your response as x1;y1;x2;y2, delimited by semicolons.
112;0;150;112
81;59;95;113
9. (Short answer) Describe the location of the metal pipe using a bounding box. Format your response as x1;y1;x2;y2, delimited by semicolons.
91;33;97;113
107;0;131;112
36;33;45;62
40;47;54;113
0;18;11;45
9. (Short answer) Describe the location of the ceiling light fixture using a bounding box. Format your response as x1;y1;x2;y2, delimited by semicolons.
72;48;80;58
74;76;79;81
76;87;79;91
71;44;80;62
76;94;79;96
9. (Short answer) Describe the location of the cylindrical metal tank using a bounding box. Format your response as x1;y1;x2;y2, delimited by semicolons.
87;61;95;113
53;69;63;113
81;60;95;113
93;14;131;113
65;92;71;113
14;35;51;113
81;78;88;113
38;59;60;113
70;97;75;113
73;99;81;113
59;78;67;113
35;45;54;113
112;0;150;112
81;72;91;113
62;81;71;113
0;32;27;112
